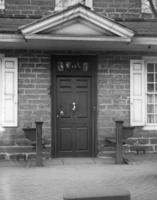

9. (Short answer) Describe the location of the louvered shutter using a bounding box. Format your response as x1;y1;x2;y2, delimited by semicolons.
130;60;145;126
2;58;18;126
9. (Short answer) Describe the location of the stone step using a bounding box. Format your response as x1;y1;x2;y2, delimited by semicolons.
98;151;115;158
98;146;116;158
0;152;50;161
103;146;116;151
0;145;51;161
0;145;50;153
64;187;131;200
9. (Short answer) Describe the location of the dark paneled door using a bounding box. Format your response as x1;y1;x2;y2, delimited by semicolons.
56;77;92;157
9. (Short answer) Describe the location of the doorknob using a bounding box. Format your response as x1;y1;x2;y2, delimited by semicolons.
60;110;64;116
72;102;76;112
57;109;64;118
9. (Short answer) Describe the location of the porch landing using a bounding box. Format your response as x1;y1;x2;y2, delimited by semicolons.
0;155;157;200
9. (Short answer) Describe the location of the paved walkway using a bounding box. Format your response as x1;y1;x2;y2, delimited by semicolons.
0;154;157;200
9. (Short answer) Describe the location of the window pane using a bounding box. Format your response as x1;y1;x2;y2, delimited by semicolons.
155;105;157;113
147;94;154;103
155;73;157;82
147;84;154;92
147;74;154;82
155;95;157;103
147;63;154;72
155;115;157;123
147;62;157;124
155;84;157;92
155;64;157;72
147;104;154;113
147;115;154;123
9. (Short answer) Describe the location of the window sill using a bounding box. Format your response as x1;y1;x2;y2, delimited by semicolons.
142;126;157;130
0;6;5;10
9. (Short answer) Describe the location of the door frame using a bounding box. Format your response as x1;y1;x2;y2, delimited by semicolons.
51;55;97;158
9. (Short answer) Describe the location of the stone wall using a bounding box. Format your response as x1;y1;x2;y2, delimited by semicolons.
0;50;51;145
0;0;150;20
126;136;157;153
93;0;141;19
3;0;55;18
0;50;157;155
97;52;157;153
97;53;130;151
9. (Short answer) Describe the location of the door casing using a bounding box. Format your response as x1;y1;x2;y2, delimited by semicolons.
51;55;97;157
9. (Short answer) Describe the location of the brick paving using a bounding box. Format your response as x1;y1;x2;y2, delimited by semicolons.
0;154;157;200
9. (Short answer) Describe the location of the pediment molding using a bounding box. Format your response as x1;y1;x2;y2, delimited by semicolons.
19;4;134;41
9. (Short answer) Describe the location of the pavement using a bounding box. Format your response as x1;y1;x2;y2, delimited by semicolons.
0;153;157;200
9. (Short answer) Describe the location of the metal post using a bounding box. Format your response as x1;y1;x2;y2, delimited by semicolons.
115;120;124;164
35;121;43;166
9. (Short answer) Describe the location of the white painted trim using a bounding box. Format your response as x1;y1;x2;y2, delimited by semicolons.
0;58;2;126
2;58;18;127
0;34;24;42
1;34;157;47
25;34;131;42
144;58;157;127
142;126;157;130
130;59;145;126
0;0;5;10
132;37;157;45
20;5;134;39
142;56;157;61
1;34;157;49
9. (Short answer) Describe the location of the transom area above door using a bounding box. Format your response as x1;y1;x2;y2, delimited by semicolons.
54;56;94;76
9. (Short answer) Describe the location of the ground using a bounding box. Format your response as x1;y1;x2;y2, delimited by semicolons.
0;154;157;200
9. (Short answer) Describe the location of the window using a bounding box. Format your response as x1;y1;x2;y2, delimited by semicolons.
55;0;93;10
142;0;157;13
0;0;5;9
130;59;157;129
0;57;18;127
146;62;157;124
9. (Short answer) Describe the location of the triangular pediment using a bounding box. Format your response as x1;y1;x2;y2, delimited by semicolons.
19;4;134;40
39;17;115;36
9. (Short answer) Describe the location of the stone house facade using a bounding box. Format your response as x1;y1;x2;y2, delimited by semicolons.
0;0;157;158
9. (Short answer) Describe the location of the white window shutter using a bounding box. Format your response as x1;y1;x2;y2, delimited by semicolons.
130;60;145;126
0;0;5;10
2;58;18;127
0;59;2;125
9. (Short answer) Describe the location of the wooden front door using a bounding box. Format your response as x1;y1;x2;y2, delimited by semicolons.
52;55;97;157
56;77;92;157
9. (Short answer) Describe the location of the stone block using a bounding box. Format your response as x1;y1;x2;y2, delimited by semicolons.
15;138;32;146
0;139;15;146
0;154;6;160
150;138;157;144
146;145;154;152
63;187;131;200
138;138;149;145
9;154;27;161
130;146;147;154
125;138;138;145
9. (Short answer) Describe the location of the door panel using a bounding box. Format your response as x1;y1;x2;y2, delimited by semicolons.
76;92;88;118
59;128;73;151
56;77;91;157
76;128;88;151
